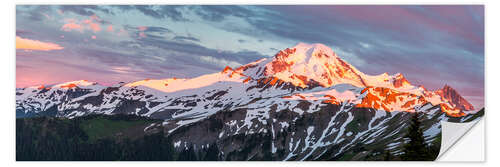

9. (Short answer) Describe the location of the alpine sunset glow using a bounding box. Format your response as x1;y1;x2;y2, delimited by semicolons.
16;5;484;109
16;36;63;51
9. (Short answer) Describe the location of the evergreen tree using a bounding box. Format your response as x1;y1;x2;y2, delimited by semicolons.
383;149;392;161
178;145;198;161
160;136;176;160
261;133;274;161
401;112;431;160
16;115;180;161
202;143;220;161
428;133;442;160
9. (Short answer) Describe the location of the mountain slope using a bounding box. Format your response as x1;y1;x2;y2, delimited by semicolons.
435;84;475;111
15;43;482;160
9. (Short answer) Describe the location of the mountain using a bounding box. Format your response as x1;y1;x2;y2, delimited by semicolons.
16;43;482;160
435;84;475;111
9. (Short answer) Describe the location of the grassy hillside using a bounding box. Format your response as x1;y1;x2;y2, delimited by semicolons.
16;114;174;160
78;115;157;141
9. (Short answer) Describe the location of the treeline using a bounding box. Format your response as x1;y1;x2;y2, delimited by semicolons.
16;111;449;161
378;108;483;161
319;111;441;161
16;115;221;161
399;112;441;161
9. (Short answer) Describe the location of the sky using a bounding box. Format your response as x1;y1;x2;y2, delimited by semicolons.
15;5;484;108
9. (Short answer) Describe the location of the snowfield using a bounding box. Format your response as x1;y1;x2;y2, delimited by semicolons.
16;43;481;160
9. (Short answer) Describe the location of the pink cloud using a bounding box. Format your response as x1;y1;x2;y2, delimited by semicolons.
90;14;101;21
137;26;148;38
61;22;84;32
82;19;91;24
16;36;64;51
42;13;53;20
107;25;113;32
88;22;101;32
86;15;102;32
60;15;102;33
139;32;146;38
138;26;148;31
117;28;128;36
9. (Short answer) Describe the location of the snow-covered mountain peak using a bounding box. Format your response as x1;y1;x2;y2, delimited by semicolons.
27;84;48;90
123;69;246;93
52;80;98;89
291;42;336;59
24;80;96;90
260;43;366;88
231;43;420;91
435;84;475;111
15;43;479;119
271;43;339;67
392;73;412;88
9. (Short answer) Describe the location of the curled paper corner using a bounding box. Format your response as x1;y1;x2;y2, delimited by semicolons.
436;118;483;161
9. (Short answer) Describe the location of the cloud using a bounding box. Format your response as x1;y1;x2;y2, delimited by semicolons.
173;36;200;42
15;5;484;108
124;25;172;39
60;15;103;33
193;5;253;22
88;21;101;32
110;66;133;74
199;56;242;68
133;36;266;66
117;28;128;36
16;6;52;22
359;42;372;49
16;29;33;36
107;25;113;32
61;22;84;32
16;36;64;51
115;5;187;21
42;13;53;20
138;26;147;31
144;26;172;33
58;5;112;16
84;15;102;32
